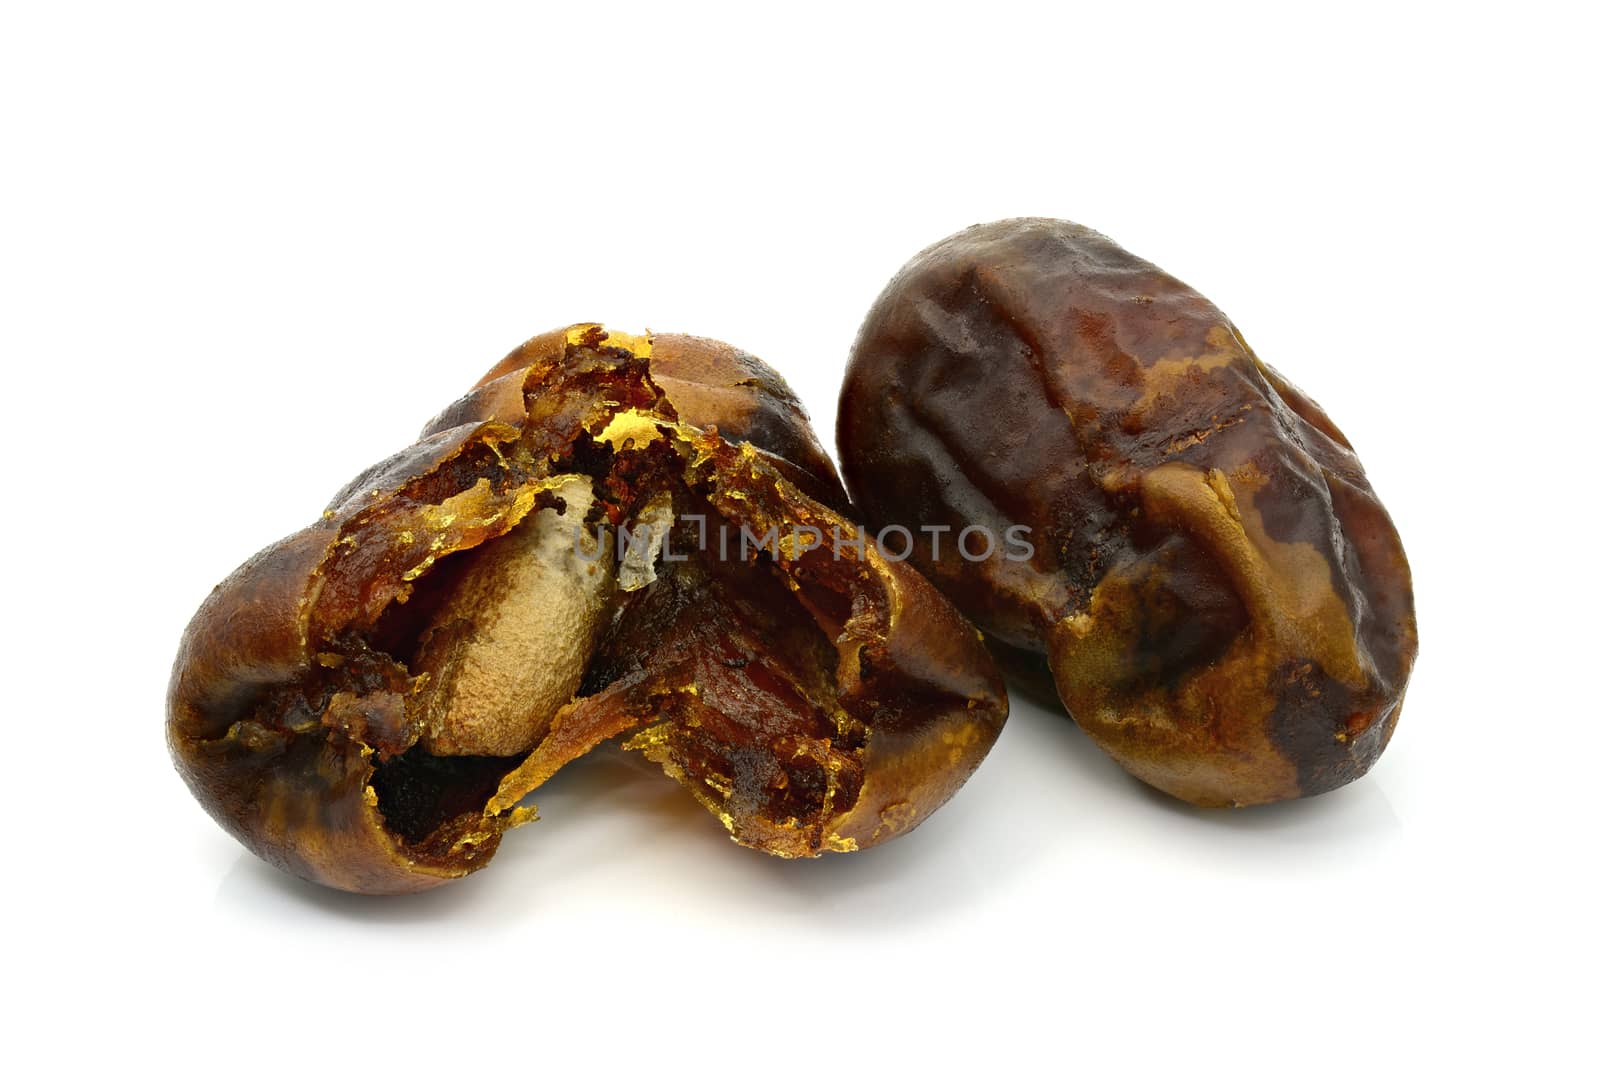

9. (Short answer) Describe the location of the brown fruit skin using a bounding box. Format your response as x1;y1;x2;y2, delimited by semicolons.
838;219;1417;807
474;329;848;511
169;325;1006;894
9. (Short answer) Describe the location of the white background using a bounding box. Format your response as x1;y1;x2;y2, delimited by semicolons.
4;3;1596;1073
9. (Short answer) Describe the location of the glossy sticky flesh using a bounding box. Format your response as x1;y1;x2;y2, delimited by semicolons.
839;219;1417;806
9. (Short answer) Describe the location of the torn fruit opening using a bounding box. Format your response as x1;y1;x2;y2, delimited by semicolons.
166;326;1008;895
329;351;878;860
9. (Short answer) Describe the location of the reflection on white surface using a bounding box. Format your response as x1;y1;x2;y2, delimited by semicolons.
214;695;1405;931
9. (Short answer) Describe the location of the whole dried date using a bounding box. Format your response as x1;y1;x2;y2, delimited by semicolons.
838;219;1416;806
168;325;1006;894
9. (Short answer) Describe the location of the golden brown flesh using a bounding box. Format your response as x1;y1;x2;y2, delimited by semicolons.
168;325;1006;894
838;219;1416;807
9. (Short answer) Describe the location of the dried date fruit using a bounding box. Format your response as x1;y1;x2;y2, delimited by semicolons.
838;219;1417;807
168;325;1006;894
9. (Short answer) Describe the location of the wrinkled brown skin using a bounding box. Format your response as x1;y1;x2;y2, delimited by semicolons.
476;329;848;511
838;219;1417;807
169;324;1006;894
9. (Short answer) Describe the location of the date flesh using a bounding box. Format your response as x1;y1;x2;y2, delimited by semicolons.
167;326;1007;893
838;219;1417;806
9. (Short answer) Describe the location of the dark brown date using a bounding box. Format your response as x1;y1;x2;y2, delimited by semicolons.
838;219;1417;807
168;325;1007;894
